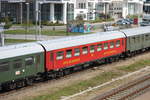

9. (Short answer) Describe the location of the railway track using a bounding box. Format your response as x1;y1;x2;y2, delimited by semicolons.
93;74;150;100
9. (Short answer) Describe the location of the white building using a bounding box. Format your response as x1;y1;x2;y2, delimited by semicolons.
109;0;143;19
0;0;144;24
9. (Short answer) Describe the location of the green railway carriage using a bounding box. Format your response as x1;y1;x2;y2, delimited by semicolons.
0;43;45;90
121;26;150;53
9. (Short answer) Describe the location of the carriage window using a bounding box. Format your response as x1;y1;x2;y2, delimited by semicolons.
82;47;88;54
97;44;102;51
25;57;34;66
90;45;95;53
104;43;108;50
116;40;120;47
13;59;22;69
146;35;149;40
56;51;64;60
132;37;136;42
0;62;9;72
66;49;72;58
74;48;80;56
110;42;114;48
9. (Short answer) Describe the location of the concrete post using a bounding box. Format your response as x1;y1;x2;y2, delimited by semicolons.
35;0;39;40
20;2;23;24
122;0;128;18
0;33;4;46
50;3;55;23
93;2;96;20
63;3;67;24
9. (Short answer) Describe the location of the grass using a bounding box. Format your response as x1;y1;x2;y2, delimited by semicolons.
4;29;88;36
29;58;150;100
118;59;150;72
5;39;35;43
30;72;122;100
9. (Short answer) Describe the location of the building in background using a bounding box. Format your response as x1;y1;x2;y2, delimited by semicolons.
143;0;150;14
0;0;144;24
109;0;143;19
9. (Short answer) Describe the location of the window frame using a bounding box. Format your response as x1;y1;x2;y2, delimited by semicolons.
104;43;108;50
56;51;64;60
74;48;80;56
66;49;72;58
0;61;10;72
110;41;114;49
82;46;88;54
13;59;22;69
116;40;121;47
97;43;102;51
25;56;34;66
90;45;95;53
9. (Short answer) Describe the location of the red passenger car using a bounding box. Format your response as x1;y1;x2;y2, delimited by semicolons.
39;31;126;72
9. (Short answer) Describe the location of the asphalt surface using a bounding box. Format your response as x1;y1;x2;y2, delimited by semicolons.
4;29;103;40
9;21;114;30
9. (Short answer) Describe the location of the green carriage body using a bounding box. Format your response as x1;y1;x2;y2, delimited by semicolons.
121;27;150;52
0;43;45;87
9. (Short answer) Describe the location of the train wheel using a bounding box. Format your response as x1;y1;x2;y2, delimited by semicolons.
9;83;16;90
26;78;33;86
16;81;25;88
57;71;64;78
64;69;70;75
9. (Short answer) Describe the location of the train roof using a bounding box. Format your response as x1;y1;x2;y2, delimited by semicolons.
121;26;150;37
39;31;125;51
0;43;44;59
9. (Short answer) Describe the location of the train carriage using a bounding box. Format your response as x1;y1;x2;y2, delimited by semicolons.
0;43;45;90
121;26;150;55
39;31;126;75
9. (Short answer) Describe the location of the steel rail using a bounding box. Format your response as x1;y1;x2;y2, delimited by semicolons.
93;74;150;100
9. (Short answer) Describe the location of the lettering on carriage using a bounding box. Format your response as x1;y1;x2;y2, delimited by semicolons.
103;50;117;55
63;58;80;65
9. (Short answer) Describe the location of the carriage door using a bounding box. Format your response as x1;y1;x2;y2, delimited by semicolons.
24;56;36;75
35;55;41;72
49;52;54;70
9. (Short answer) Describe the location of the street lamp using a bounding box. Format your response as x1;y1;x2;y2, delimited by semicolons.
0;0;1;13
66;2;69;35
0;27;4;46
39;2;43;40
20;1;23;24
26;2;30;40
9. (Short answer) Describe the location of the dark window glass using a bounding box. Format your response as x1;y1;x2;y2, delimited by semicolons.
110;42;114;48
56;51;64;60
116;40;120;47
90;45;95;53
104;43;108;50
146;35;149;40
97;44;102;51
82;47;88;54
13;59;22;69
74;48;80;56
0;62;9;72
66;49;72;58
25;57;34;66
